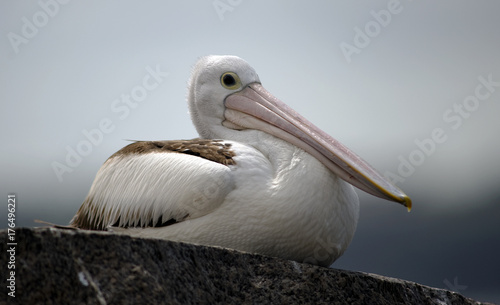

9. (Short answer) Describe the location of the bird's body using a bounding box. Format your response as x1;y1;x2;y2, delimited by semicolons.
71;55;410;266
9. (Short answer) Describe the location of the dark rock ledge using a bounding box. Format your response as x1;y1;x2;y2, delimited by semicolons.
0;228;493;305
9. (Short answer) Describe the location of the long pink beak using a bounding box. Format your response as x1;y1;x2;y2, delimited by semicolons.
223;83;411;210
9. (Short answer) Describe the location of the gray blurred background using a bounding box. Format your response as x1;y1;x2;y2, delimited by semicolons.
1;1;499;303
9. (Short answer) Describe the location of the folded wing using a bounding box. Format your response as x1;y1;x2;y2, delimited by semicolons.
70;140;236;230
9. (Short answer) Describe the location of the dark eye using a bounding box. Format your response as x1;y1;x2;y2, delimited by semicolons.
220;72;241;90
223;74;236;86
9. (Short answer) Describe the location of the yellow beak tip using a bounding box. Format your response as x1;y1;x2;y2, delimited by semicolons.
403;196;412;212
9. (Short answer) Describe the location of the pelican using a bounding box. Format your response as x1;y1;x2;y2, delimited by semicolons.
71;55;411;267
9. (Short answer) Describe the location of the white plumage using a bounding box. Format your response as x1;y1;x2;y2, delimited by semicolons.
71;55;410;266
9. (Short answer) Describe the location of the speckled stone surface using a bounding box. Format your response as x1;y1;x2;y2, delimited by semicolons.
0;228;493;305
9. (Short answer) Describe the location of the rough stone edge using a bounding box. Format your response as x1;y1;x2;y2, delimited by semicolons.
0;227;494;305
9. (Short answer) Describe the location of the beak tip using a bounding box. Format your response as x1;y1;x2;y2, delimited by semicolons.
402;195;412;212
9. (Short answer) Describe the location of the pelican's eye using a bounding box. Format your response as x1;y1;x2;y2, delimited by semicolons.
220;72;241;90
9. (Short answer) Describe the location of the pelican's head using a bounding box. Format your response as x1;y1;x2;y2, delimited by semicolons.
188;55;260;139
187;55;411;209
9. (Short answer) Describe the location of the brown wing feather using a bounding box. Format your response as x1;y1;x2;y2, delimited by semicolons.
71;139;236;230
110;139;236;165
